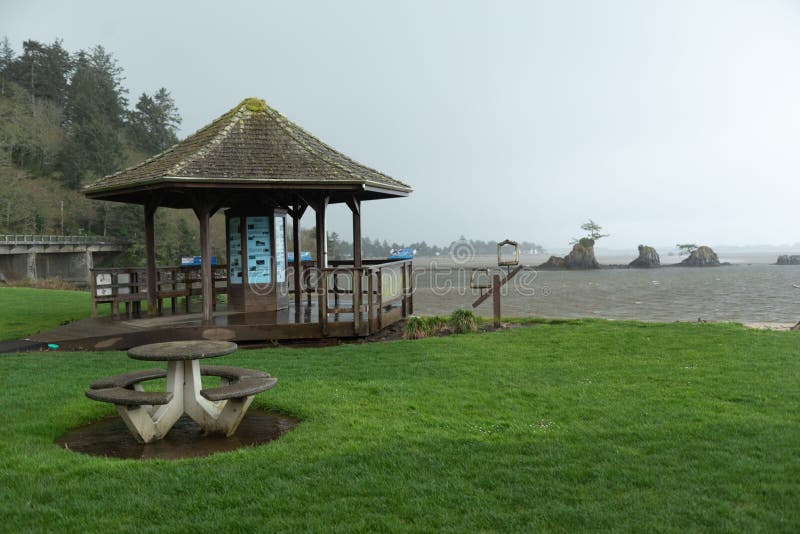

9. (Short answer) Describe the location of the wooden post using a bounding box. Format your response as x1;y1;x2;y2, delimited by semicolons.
377;267;383;330
347;197;362;268
314;196;328;335
367;268;374;334
315;196;328;269
195;204;213;324
292;209;302;315
401;263;408;317
492;274;501;328
333;270;340;309
90;269;98;318
171;268;177;313
352;268;361;335
408;261;414;315
144;202;158;316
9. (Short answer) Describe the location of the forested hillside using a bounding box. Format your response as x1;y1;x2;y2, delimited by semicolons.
0;37;197;264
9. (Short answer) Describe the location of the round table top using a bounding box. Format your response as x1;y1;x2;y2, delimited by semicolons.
128;341;238;361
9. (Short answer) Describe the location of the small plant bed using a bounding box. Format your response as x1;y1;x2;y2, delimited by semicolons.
397;310;530;341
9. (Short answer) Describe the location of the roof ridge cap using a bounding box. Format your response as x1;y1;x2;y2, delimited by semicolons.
165;103;249;176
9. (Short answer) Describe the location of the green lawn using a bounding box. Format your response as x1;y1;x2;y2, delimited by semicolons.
0;321;798;531
0;287;95;341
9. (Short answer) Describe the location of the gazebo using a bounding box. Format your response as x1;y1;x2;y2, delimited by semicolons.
77;98;413;347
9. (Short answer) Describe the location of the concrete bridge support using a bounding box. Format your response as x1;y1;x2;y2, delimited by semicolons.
0;237;123;286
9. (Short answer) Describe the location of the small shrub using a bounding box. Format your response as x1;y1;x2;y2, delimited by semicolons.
424;316;448;334
403;316;430;339
450;309;478;334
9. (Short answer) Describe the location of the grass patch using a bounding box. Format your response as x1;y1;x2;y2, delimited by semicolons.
0;287;98;341
0;321;798;530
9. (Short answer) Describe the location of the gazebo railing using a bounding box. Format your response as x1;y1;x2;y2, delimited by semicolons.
303;259;413;336
90;259;413;337
90;265;228;318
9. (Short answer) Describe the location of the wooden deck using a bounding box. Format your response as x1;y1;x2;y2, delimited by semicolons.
30;299;407;351
32;260;413;351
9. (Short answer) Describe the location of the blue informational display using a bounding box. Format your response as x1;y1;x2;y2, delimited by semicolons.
274;216;286;283
228;217;243;284
246;216;271;284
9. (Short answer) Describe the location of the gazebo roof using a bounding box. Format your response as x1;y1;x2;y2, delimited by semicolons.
83;98;411;207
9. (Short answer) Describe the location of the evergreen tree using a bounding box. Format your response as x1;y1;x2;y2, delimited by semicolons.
63;46;127;127
128;87;181;155
0;36;14;97
58;46;127;188
6;39;72;108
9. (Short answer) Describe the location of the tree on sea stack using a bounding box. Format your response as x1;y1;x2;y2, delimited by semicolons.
564;220;607;269
576;219;609;245
676;243;698;256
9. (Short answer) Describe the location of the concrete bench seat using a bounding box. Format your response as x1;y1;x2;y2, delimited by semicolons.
89;368;167;390
199;365;271;381
201;376;277;402
86;387;173;406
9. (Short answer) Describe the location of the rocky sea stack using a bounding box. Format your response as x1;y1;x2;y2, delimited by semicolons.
629;245;661;268
536;239;600;270
680;246;720;267
564;240;600;269
776;255;800;265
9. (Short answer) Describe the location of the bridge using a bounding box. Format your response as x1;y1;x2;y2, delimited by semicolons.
0;235;125;285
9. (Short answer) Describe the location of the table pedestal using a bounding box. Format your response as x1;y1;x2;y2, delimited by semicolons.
116;360;254;443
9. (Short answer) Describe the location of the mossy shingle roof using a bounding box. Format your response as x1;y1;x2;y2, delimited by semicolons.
83;98;411;199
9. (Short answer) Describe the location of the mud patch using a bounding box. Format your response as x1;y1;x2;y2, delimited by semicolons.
56;409;299;460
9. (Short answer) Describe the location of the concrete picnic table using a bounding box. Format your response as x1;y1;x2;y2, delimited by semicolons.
86;340;276;443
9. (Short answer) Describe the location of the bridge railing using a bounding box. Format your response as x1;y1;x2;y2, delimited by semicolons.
0;235;121;245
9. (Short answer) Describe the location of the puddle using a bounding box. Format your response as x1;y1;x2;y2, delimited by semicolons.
56;409;299;460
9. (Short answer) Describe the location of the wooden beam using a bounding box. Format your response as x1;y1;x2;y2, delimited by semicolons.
292;206;302;314
208;194;231;217
144;201;158;316
492;274;501;328
313;195;329;335
287;198;308;220
347;196;362;268
313;195;329;268
192;195;214;324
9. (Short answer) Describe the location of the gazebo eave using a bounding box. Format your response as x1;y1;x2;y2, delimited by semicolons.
85;180;409;210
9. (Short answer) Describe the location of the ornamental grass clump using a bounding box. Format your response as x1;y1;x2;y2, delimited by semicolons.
449;309;478;334
403;316;430;339
424;316;448;335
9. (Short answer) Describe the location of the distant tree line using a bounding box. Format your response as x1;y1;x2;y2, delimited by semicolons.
295;232;544;260
0;37;193;265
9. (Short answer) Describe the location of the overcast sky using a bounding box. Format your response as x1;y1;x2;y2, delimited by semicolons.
4;0;800;250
